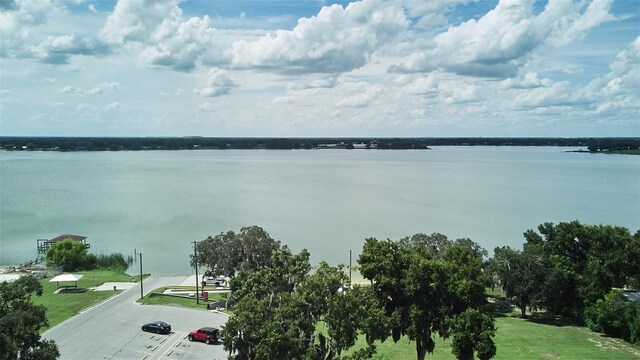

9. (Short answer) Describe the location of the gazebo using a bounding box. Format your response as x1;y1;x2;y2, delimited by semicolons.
37;234;89;255
49;274;84;289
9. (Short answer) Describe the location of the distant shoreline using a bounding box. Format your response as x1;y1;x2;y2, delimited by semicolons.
1;136;638;152
570;149;640;155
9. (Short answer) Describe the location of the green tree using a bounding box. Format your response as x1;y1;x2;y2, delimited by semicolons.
523;221;639;320
491;246;544;317
398;233;452;259
0;276;60;360
324;285;387;359
195;226;281;277
537;255;580;317
45;239;95;271
449;309;496;360
584;289;640;344
222;248;380;360
358;237;495;360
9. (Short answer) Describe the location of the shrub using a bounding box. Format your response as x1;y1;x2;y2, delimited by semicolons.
45;239;95;271
625;302;640;344
585;290;640;344
95;253;133;271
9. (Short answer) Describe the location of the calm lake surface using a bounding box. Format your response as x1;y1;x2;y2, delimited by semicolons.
1;147;639;275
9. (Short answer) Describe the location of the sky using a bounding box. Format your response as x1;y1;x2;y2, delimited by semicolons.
0;0;638;137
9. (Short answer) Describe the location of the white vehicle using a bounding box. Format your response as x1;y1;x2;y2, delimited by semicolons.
201;276;227;287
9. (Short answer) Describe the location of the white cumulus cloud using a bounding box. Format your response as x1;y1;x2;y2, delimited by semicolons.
501;72;553;89
581;36;640;115
1;0;58;58
287;76;338;91
100;0;224;72
392;0;616;78
197;103;216;112
58;82;120;96
193;69;236;97
336;83;383;107
100;0;181;45
230;0;409;74
34;34;110;64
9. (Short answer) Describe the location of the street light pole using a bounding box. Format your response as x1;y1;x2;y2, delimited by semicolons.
139;253;143;300
349;249;352;285
192;240;199;304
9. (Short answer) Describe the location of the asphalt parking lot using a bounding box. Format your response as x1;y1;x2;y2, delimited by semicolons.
110;330;224;360
43;276;228;360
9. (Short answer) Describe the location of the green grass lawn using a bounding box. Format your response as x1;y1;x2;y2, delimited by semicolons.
340;288;640;359
344;314;640;360
32;268;143;332
603;149;640;155
137;286;229;312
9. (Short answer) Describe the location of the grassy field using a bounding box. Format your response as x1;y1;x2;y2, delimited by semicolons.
32;269;143;332
344;311;640;360
580;149;640;155
605;149;640;155
138;286;229;311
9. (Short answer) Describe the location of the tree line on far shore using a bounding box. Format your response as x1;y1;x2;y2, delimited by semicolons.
2;136;638;152
194;222;639;359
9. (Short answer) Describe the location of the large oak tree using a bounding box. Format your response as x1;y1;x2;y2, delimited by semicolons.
358;236;495;360
0;276;59;360
194;225;281;277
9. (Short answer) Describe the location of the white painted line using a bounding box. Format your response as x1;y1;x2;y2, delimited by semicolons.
157;333;186;359
78;290;126;314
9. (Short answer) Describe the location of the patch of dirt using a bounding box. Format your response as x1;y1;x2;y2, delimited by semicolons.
487;297;513;312
540;353;559;359
587;333;640;357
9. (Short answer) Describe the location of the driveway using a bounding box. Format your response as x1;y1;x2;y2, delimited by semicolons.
43;276;228;360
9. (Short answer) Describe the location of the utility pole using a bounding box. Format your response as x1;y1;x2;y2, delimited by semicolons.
192;240;199;304
349;249;352;285
139;253;143;300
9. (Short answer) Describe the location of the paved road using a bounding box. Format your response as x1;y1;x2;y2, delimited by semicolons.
43;276;228;360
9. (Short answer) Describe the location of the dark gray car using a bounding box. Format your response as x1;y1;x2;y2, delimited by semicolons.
141;321;172;334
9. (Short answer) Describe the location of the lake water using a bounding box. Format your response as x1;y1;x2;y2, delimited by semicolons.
1;147;638;275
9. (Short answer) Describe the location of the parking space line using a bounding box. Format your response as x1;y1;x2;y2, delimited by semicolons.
140;332;182;360
168;346;214;358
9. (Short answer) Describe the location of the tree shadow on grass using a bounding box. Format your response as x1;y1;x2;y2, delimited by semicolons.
524;312;576;327
487;296;515;318
55;287;88;294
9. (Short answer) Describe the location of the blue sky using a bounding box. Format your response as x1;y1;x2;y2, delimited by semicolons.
1;0;638;137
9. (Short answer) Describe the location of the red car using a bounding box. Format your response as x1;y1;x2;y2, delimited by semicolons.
188;327;219;344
